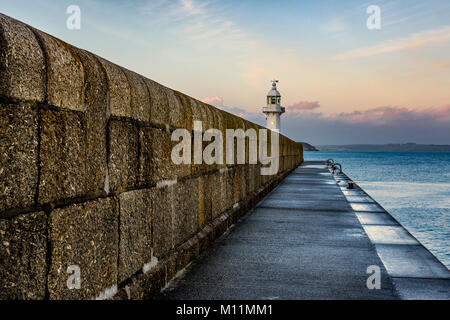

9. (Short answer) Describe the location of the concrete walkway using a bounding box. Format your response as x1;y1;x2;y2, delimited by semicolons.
335;169;450;300
158;161;447;299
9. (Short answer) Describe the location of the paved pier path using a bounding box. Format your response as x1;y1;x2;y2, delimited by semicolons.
159;161;449;300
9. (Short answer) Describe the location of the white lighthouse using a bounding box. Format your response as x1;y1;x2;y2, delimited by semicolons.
263;80;285;132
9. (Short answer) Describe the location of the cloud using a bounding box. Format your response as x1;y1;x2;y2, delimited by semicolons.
382;1;450;28
334;25;450;60
322;17;347;33
283;104;450;124
201;96;224;108
432;58;450;69
138;0;248;44
287;101;321;112
281;104;450;145
429;104;450;120
324;105;450;124
204;99;450;144
179;0;208;15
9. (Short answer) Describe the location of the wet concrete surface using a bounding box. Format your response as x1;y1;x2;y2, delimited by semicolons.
158;161;449;300
363;226;420;245
339;168;450;299
350;203;386;213
374;244;450;279
355;212;400;226
158;161;399;300
392;278;450;300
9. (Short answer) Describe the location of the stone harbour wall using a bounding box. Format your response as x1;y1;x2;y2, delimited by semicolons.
0;13;303;300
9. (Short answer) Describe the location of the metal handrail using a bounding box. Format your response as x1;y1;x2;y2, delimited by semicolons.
334;163;343;174
331;163;343;175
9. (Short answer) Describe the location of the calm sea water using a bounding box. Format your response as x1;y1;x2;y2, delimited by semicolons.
304;151;450;269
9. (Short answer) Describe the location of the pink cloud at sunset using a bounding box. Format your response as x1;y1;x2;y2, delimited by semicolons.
322;105;450;125
201;96;224;108
202;95;450;126
203;100;450;145
282;104;450;145
287;101;321;113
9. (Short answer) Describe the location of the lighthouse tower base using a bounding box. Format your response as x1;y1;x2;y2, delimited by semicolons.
266;113;281;132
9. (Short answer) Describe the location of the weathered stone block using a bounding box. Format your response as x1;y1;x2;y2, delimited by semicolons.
97;57;131;118
191;103;216;174
123;69;150;122
0;211;47;300
234;118;245;133
232;166;243;204
213;108;224;131
261;168;268;186
138;127;153;186
165;252;179;283
223;111;238;131
152;185;174;258
76;49;107;196
167;89;184;129
208;105;220;129
198;175;213;227
128;264;166;300
256;163;262;189
176;239;199;272
0;102;38;214
173;91;193;131
248;165;257;194
0;14;45;101
151;126;174;182
118;189;152;283
190;97;207;125
225;168;235;211
191;138;208;176
48;198;119;300
202;105;222;173
108;120;138;193
149;127;190;183
145;78;169;126
39;109;86;204
211;214;229;240
184;95;193;132
203;103;214;131
240;166;249;201
196;229;210;255
211;170;229;218
33;30;85;111
223;114;239;168
173;178;199;246
212;109;227;169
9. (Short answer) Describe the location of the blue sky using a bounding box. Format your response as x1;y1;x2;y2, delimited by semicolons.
1;0;449;144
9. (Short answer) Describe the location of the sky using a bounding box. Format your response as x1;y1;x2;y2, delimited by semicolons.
1;0;449;145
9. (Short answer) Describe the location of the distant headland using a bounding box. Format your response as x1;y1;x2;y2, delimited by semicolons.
301;142;319;151
317;143;450;152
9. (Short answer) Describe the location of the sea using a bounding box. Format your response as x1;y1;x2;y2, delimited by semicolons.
304;151;450;269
